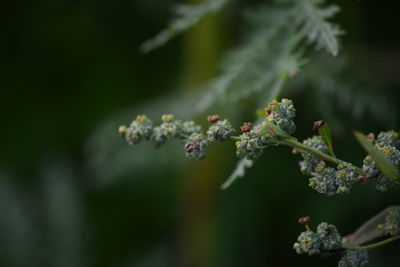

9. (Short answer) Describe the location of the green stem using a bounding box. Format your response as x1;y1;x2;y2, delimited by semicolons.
342;235;400;251
277;138;364;174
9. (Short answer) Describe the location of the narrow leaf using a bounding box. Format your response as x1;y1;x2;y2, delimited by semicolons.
354;131;399;180
342;206;400;246
257;121;294;140
314;120;335;157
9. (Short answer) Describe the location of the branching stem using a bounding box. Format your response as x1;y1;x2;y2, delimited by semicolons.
277;138;364;174
342;234;400;251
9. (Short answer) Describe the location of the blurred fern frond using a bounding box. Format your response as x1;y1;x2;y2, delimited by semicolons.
197;0;343;111
140;0;231;53
291;53;398;125
296;0;343;56
196;6;305;111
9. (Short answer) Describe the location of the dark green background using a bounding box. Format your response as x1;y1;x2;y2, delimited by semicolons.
1;0;399;266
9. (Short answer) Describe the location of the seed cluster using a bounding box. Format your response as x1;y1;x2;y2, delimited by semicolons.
299;136;329;175
294;222;342;255
338;250;368;267
235;124;274;160
235;99;298;160
362;131;400;191
265;98;296;135
378;210;400;236
308;161;358;196
119;115;154;145
119;114;235;160
207;119;235;142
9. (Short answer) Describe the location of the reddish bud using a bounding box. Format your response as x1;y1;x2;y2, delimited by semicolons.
298;216;310;225
313;120;325;133
207;114;220;123
240;122;252;133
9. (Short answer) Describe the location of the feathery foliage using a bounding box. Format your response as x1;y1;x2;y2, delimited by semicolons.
296;0;342;56
140;0;231;53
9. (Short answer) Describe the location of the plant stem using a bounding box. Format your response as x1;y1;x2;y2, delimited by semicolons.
230;136;241;141
277;138;364;174
342;235;400;251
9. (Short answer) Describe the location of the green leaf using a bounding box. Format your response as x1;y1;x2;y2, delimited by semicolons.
221;158;253;190
342;206;400;246
354;131;400;180
257;121;294;140
314;121;335;157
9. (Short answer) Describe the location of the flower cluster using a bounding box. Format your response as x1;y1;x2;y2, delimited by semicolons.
121;99;297;161
118;115;154;145
119;114;234;160
338;250;368;267
299;136;329;175
235;99;297;160
293;231;321;255
294;222;342;255
362;131;400;191
376;130;400;149
378;210;400;236
294;219;370;267
308;161;359;196
235;124;273;160
265;98;296;135
207;118;235;142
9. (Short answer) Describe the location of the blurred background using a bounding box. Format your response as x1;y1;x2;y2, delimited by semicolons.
1;0;400;266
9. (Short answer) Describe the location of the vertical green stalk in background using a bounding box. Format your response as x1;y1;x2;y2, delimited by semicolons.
178;1;225;266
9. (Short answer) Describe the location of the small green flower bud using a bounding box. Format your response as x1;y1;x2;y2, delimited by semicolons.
309;161;358;196
182;121;202;136
309;166;337;196
160;120;182;139
184;133;210;160
235;133;264;160
382;210;400;236
316;222;341;251
376;130;400;149
294;231;321;256
150;127;167;148
161;114;175;123
265;98;296;135
335;162;358;194
300;136;329;175
118;125;128;137
125;114;153;145
207;119;235;142
338;250;368;267
363;145;400;191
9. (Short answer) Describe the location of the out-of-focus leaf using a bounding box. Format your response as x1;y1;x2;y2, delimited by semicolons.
354;131;400;180
290;53;398;125
140;0;231;53
84;91;203;188
221;158;253;190
342;206;400;246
